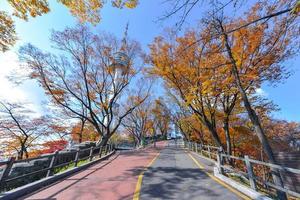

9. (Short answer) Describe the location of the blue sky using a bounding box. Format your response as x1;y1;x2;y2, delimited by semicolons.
0;1;299;121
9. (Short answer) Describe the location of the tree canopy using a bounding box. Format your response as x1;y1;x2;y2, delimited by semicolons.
0;0;138;52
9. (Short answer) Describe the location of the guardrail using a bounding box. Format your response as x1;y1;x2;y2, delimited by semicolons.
184;141;300;199
0;144;114;193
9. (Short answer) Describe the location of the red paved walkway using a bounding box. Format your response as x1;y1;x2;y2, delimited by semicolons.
20;142;166;200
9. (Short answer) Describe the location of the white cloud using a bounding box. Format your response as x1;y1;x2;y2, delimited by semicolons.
255;88;268;97
0;51;45;116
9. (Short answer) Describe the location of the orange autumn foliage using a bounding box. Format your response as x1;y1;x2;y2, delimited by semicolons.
71;122;99;143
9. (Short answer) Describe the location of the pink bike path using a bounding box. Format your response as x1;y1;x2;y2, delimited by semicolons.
19;142;166;200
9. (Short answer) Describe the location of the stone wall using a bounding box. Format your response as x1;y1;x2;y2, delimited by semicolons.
1;141;98;192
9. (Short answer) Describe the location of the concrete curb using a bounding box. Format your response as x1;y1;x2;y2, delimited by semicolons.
189;150;217;164
213;167;272;200
0;150;116;200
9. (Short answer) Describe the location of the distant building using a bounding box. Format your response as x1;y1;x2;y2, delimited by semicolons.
167;123;183;139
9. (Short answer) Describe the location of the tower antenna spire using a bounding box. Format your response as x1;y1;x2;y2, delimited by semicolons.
121;22;129;51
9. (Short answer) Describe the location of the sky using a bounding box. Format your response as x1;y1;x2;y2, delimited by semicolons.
0;0;299;121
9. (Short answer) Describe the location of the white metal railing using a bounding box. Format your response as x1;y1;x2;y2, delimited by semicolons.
184;140;300;199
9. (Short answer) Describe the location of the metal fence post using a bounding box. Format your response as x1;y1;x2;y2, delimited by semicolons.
195;143;198;153
74;149;79;167
89;147;94;161
98;146;103;158
216;151;224;174
105;145;108;155
200;144;203;155
47;151;58;177
244;155;257;191
0;157;15;185
208;146;211;159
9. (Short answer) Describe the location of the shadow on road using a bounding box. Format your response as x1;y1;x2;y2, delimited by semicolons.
142;167;219;199
135;144;241;200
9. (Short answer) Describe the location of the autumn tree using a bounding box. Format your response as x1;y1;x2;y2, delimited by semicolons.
0;11;17;52
152;98;171;139
160;0;299;30
167;92;193;141
150;3;299;196
149;30;227;149
19;25;146;147
66;100;89;143
0;0;138;52
46;118;70;140
71;121;99;143
40;139;68;154
203;3;299;198
176;113;205;143
260;118;300;151
0;102;49;159
217;75;242;156
165;89;204;142
122;97;154;146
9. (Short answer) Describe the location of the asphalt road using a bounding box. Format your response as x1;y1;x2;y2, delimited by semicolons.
139;141;243;200
18;141;246;200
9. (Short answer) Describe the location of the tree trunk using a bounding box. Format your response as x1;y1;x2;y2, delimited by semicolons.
25;149;29;159
204;120;224;149
196;130;204;145
199;124;204;145
17;151;22;160
232;52;286;200
220;25;287;200
223;118;233;165
223;118;232;156
137;137;141;147
78;119;85;143
79;134;82;143
232;133;236;167
97;135;109;147
19;144;26;160
193;109;224;150
134;140;137;147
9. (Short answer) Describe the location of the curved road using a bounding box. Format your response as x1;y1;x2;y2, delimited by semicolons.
139;141;245;200
19;141;248;200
